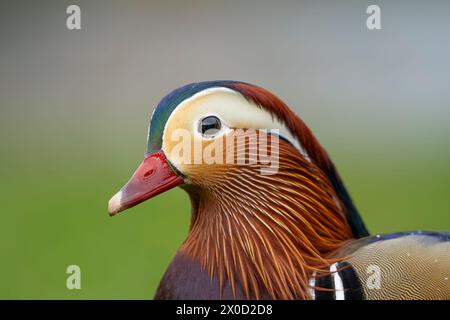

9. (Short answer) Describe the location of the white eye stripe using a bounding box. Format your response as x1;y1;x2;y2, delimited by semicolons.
162;87;310;161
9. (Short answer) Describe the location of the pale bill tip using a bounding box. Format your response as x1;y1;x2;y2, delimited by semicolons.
108;190;123;216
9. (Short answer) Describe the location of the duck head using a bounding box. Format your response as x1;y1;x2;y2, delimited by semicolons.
108;80;368;299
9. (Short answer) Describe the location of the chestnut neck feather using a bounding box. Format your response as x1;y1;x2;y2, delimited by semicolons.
230;82;369;237
180;138;354;300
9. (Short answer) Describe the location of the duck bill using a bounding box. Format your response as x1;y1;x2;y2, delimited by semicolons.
108;150;183;216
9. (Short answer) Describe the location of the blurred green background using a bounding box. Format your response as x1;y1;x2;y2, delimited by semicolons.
1;0;449;298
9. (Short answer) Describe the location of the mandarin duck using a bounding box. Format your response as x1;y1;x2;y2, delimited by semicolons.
108;81;450;300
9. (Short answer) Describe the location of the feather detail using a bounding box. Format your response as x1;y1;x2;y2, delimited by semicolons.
230;82;369;237
180;133;354;300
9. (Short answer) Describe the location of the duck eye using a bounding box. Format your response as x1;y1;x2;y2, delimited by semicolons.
199;116;221;136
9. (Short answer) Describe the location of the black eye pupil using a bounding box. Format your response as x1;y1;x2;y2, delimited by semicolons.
200;116;221;136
